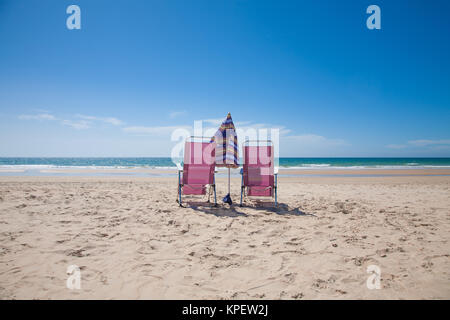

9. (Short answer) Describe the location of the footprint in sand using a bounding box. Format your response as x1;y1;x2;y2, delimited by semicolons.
65;248;89;257
421;261;433;270
291;292;304;299
376;248;390;257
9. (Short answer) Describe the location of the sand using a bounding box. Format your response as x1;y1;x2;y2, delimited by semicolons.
0;173;449;299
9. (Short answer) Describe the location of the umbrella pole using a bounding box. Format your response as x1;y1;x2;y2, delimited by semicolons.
228;168;230;195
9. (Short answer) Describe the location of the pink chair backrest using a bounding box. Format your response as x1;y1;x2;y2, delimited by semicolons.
183;141;215;185
243;145;274;187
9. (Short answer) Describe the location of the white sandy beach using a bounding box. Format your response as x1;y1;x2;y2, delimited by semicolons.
0;172;449;299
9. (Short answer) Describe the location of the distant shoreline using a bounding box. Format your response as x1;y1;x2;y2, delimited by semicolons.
1;166;450;177
2;157;450;177
1;157;450;171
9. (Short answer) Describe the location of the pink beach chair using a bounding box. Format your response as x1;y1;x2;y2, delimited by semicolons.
240;140;278;207
177;137;217;206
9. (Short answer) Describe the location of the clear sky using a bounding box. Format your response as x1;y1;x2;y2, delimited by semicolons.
0;0;449;157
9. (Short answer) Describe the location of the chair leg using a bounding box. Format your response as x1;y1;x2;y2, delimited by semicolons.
240;172;244;207
274;174;278;207
178;171;183;207
212;174;217;206
274;187;277;207
178;185;183;207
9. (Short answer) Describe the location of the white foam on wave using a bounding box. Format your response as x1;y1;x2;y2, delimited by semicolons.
2;164;450;172
279;165;450;170
0;165;178;170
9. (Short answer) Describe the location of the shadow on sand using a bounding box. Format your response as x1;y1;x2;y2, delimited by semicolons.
183;200;316;218
185;201;248;217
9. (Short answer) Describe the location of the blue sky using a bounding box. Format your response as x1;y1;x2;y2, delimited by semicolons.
0;0;449;157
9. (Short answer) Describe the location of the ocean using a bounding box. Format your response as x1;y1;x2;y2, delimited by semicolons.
1;157;450;170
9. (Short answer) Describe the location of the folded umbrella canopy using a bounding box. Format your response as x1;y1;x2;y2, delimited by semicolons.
210;113;239;205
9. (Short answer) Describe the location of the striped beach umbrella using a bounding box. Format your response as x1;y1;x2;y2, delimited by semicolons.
211;113;239;204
